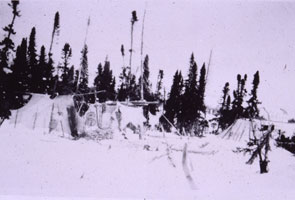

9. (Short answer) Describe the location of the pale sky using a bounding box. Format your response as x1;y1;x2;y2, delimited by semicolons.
1;0;295;116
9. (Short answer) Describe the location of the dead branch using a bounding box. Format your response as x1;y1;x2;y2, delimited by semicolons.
182;143;197;189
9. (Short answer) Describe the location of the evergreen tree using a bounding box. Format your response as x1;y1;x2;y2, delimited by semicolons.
221;82;230;110
78;44;89;93
11;38;28;90
14;38;29;92
66;65;75;92
93;63;103;100
118;43;129;101
109;77;116;101
138;55;153;100
117;67;129;101
118;69;138;101
47;56;56;95
197;63;206;113
49;12;60;57
101;60;113;101
163;70;184;132
129;10;138;70
217;82;231;130
0;0;20;122
246;71;261;118
38;46;54;94
129;74;139;100
28;27;38;92
73;69;79;92
60;43;72;73
59;43;73;95
94;60;116;102
181;53;199;133
155;69;164;101
48;12;60;97
9;38;28;108
38;45;47;93
232;74;247;119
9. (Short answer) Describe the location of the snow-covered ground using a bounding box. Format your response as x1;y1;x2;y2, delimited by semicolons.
1;120;295;200
1;95;295;199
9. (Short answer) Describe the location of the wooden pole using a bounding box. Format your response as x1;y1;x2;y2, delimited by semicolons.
14;109;19;128
206;49;213;83
161;114;181;136
33;110;38;130
140;9;146;101
94;104;99;129
48;103;55;133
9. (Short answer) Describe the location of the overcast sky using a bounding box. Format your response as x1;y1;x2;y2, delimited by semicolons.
1;0;295;116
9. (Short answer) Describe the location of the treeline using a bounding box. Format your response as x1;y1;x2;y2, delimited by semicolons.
161;54;207;136
217;71;261;130
0;1;164;123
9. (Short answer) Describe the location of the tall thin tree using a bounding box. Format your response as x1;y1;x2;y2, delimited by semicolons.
129;10;138;73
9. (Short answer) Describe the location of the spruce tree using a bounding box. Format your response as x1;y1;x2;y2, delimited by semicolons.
197;63;206;113
28;27;38;92
118;43;129;101
94;63;103;101
60;43;72;73
109;77;116;101
163;70;184;132
0;0;20;122
155;69;164;101
11;38;28;91
129;11;138;71
231;74;247;122
59;43;73;94
218;82;231;130
246;71;260;118
73;69;79;92
105;60;116;101
117;67;129;101
129;74;139;100
78;44;89;94
9;39;28;108
37;45;46;93
49;12;60;57
16;38;29;92
48;12;60;97
67;65;75;92
221;82;230;110
139;55;153;100
181;53;199;133
96;60;116;102
38;46;54;94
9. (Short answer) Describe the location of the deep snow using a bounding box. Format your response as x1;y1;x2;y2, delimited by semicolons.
1;94;295;199
1;120;295;200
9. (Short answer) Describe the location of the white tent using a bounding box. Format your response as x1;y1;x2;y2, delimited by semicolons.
3;94;156;139
5;94;74;137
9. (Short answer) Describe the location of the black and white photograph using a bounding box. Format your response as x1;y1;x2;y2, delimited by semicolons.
0;0;295;199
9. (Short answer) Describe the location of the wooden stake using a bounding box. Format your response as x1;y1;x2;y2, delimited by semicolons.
33;110;38;130
14;109;19;128
48;103;55;133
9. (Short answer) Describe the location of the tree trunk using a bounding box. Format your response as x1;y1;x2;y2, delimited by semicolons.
260;160;268;174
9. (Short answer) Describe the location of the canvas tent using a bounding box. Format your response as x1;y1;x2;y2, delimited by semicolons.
220;118;295;142
3;94;152;139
